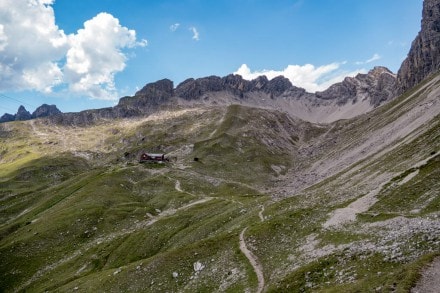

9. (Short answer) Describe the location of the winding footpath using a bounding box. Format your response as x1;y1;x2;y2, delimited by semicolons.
239;205;266;293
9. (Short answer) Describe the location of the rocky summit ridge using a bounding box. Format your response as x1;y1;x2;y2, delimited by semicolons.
0;104;61;123
12;66;398;126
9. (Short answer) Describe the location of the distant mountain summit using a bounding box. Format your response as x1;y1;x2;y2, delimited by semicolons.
32;104;62;119
0;104;61;123
316;67;396;107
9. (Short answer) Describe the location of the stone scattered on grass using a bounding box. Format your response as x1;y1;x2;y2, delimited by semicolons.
193;261;205;273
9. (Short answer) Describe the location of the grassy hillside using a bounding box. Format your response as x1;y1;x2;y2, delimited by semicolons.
0;76;439;292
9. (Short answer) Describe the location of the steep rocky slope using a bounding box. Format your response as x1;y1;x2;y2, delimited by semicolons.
398;0;440;93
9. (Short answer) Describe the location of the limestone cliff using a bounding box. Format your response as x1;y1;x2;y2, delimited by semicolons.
397;0;440;93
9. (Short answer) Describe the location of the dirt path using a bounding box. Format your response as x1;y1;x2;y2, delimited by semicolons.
258;205;265;222
175;179;183;192
239;227;265;293
411;257;440;293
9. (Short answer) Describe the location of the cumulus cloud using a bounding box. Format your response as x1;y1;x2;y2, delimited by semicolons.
64;12;145;100
0;0;68;92
0;0;146;99
234;63;365;92
170;23;180;32
190;27;200;41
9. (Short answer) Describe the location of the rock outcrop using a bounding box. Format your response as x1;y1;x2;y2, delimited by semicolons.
0;113;15;123
117;79;174;110
15;106;32;121
316;67;397;106
31;104;61;119
0;104;62;123
174;74;295;100
397;0;440;93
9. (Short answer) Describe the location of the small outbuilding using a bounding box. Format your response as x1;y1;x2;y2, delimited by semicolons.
139;153;168;163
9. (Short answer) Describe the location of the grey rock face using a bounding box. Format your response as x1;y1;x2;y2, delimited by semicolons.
175;74;293;100
1;104;62;123
397;0;440;93
50;107;115;126
49;79;175;126
46;68;397;126
265;76;293;97
119;79;174;109
316;67;397;106
0;113;15;123
31;104;61;119
15;106;32;121
134;78;174;97
175;76;224;100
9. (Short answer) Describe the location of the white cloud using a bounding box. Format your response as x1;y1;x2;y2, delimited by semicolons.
366;53;381;63
64;12;143;100
0;24;8;51
388;40;407;48
137;39;148;47
234;63;365;93
0;0;146;100
170;23;180;32
190;26;200;41
23;62;63;93
355;53;381;65
0;0;68;92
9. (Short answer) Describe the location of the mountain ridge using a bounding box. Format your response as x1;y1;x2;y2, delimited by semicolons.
1;66;398;125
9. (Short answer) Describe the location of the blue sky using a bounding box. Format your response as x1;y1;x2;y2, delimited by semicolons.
0;0;423;115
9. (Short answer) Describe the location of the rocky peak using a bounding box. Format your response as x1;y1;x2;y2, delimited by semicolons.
369;66;395;78
265;76;293;96
175;76;224;100
0;104;63;123
222;74;252;91
0;113;15;123
118;79;174;109
316;67;397;106
397;0;440;93
31;104;61;119
134;78;174;97
250;76;270;90
15;105;32;121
